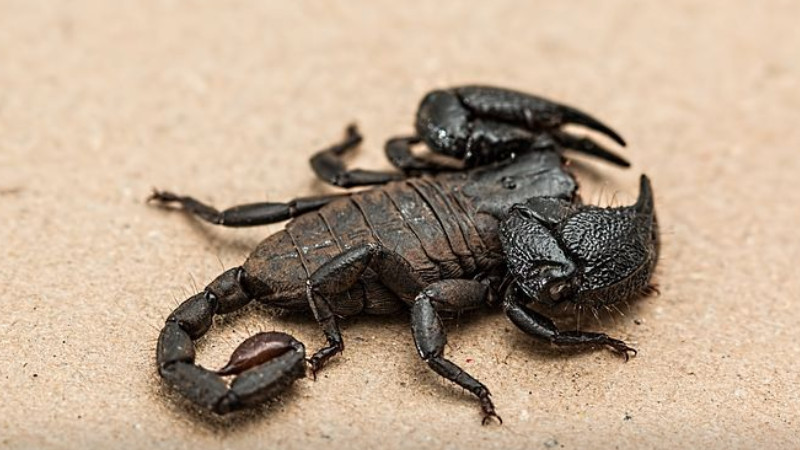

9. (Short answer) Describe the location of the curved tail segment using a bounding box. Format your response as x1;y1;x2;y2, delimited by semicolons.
156;268;306;414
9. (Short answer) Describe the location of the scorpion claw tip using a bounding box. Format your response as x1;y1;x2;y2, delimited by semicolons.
561;107;627;147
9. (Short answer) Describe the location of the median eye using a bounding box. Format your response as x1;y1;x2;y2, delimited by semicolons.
501;176;517;189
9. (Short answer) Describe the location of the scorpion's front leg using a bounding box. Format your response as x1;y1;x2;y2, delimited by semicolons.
305;243;424;373
503;283;637;360
157;268;306;414
411;279;502;425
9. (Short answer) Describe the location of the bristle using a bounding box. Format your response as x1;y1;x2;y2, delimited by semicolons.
641;283;661;297
188;272;199;293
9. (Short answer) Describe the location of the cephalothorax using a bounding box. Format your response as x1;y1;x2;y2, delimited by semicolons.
151;86;659;424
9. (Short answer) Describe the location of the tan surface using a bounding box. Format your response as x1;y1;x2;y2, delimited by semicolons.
2;1;799;448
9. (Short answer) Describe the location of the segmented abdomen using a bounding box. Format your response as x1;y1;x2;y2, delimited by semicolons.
243;177;502;316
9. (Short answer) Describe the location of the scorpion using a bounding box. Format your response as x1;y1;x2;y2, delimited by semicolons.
151;86;659;424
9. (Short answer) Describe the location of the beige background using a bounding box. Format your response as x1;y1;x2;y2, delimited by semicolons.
2;1;799;448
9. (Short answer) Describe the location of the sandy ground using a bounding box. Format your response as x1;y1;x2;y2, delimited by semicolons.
2;1;799;448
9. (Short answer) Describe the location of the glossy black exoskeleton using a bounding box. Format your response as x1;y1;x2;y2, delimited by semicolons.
150;86;658;424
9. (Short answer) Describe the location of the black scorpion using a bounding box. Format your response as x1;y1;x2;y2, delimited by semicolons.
151;86;659;424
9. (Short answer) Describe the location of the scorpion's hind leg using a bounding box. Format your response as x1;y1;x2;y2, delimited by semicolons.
157;267;306;414
310;125;406;188
410;279;502;425
304;243;425;373
148;191;349;227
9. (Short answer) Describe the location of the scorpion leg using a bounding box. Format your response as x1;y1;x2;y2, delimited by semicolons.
503;283;637;360
385;136;463;173
410;279;502;424
310;125;406;188
148;192;348;227
305;243;424;373
157;267;306;414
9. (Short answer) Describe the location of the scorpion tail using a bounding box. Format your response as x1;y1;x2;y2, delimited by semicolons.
156;268;306;414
